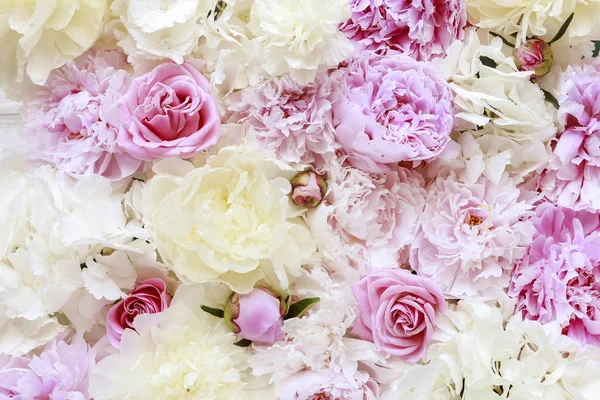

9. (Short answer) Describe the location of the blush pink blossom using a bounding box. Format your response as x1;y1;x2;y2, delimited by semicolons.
332;52;454;173
276;370;381;400
539;62;600;211
339;0;467;60
352;268;446;362
0;334;95;399
106;278;172;349
118;62;221;161
410;175;535;299
509;203;600;346
226;73;340;170
23;49;141;180
310;165;426;274
226;288;285;345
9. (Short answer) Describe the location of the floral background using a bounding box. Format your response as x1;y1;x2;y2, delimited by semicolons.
2;1;600;399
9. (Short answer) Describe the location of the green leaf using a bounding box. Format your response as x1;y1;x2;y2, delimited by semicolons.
549;13;574;45
201;305;225;318
234;339;252;347
542;89;559;109
489;32;515;48
285;297;320;320
479;56;498;69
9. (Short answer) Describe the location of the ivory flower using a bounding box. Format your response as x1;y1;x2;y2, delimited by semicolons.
0;0;107;96
89;288;250;400
141;147;317;293
248;0;354;84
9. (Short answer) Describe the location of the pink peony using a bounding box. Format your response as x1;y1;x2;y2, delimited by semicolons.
118;62;221;161
514;39;553;79
539;62;600;211
226;73;340;170
23;49;141;180
106;278;172;349
410;175;535;299
332;52;454;173
352;268;446;362
509;203;600;346
290;169;328;208
275;370;381;400
0;334;95;399
225;287;285;345
310;165;426;273
339;0;467;60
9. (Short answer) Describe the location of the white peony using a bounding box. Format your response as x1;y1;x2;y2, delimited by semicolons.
384;299;600;399
89;286;251;400
467;0;600;46
247;0;353;84
141;146;317;293
109;0;204;64
0;166;149;353
437;29;556;182
0;0;107;96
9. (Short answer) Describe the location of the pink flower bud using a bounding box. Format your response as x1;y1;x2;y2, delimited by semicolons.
514;39;553;79
106;278;172;348
225;288;285;344
290;170;327;208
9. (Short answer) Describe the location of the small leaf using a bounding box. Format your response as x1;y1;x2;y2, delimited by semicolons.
542;89;559;109
549;13;574;45
479;56;498;69
285;297;320;320
489;32;515;48
201;305;225;318
234;339;252;347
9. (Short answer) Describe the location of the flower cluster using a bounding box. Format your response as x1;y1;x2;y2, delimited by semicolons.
2;0;600;398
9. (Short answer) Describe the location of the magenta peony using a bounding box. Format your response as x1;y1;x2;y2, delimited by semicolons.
410;175;535;299
225;287;285;345
0;334;95;399
106;278;172;349
23;49;141;180
510;204;600;346
339;0;467;60
332;52;454;173
514;39;553;79
539;62;600;211
226;73;340;169
118;62;221;161
352;268;446;362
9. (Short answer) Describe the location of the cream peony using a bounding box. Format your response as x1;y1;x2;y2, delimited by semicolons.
109;0;204;64
141;146;317;293
248;0;354;84
467;0;600;46
0;0;107;96
89;286;251;400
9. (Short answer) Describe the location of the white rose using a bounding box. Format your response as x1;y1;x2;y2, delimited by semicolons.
141;146;317;293
0;0;107;96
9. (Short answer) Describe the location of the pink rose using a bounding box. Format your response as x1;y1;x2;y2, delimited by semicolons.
225;288;285;344
352;269;446;362
106;278;172;348
118;62;221;161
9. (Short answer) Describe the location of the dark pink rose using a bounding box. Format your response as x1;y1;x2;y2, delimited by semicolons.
106;278;172;348
225;288;285;344
118;62;221;161
352;269;446;362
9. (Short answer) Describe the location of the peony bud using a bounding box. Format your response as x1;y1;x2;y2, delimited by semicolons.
290;170;327;208
514;39;553;79
224;287;285;344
